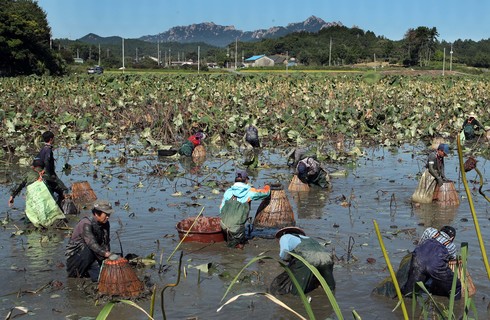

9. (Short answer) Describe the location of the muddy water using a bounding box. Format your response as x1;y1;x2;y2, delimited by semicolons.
1;142;489;320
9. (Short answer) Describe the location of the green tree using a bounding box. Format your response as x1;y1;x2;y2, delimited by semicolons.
402;26;439;67
0;0;65;76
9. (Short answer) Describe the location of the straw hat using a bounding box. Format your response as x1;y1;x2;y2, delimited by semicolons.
468;112;476;118
275;226;306;239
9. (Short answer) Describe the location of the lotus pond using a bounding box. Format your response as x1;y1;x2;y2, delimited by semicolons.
0;137;489;320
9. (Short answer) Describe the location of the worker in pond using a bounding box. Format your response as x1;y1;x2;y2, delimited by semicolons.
178;131;206;157
37;130;69;206
8;158;45;208
243;124;261;168
296;157;331;189
270;227;335;295
462;112;486;140
66;200;118;282
411;143;449;203
219;170;270;249
401;226;461;299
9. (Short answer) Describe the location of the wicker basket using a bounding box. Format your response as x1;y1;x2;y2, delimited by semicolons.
71;181;97;205
192;145;206;162
433;181;460;206
288;175;310;192
98;258;144;298
254;184;295;228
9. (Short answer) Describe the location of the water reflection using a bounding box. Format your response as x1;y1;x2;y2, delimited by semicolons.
413;203;458;227
290;188;330;219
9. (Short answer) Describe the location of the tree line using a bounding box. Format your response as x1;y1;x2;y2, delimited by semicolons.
1;0;489;76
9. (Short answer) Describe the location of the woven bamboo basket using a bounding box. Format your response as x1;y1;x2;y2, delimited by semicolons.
254;184;295;229
192;145;206;158
71;181;97;205
449;260;476;297
288;175;310;192
98;258;144;298
433;181;460;206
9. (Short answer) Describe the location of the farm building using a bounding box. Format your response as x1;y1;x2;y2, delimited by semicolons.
244;55;274;67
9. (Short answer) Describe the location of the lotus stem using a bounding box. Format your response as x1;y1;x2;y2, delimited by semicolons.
474;167;490;202
373;219;408;320
456;136;490;278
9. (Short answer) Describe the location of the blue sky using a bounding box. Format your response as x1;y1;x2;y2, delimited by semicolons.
37;0;489;42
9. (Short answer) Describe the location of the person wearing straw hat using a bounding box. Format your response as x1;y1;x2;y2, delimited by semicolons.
462;112;486;140
66;200;117;282
219;169;270;249
401;226;461;299
270;227;335;296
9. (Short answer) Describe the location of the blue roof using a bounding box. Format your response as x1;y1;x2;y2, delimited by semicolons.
245;54;266;61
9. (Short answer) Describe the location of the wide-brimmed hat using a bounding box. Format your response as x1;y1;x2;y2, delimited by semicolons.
275;226;306;239
468;112;476;118
93;199;115;214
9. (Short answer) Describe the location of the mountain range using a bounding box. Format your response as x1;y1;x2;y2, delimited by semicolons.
138;15;342;47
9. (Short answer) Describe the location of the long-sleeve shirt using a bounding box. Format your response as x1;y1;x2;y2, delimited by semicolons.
427;152;446;180
419;227;456;259
10;168;43;198
219;182;270;212
65;217;110;260
38;143;57;179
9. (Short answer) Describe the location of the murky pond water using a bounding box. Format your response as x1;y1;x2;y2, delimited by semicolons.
1;141;489;319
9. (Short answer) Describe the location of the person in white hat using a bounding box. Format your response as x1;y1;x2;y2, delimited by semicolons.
270;227;335;295
462;112;486;140
65;200;116;281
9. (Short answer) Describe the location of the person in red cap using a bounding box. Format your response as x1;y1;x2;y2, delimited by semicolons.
270;226;335;295
219;169;270;248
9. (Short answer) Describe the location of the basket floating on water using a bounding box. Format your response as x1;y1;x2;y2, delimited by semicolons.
254;183;295;229
176;216;224;243
433;181;460;206
98;258;144;298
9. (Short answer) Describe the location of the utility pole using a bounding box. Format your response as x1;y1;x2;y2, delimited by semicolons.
442;47;446;76
98;44;101;66
157;41;160;66
449;43;453;71
122;38;125;72
286;51;289;73
136;48;138;63
329;37;332;67
235;37;238;70
198;46;200;74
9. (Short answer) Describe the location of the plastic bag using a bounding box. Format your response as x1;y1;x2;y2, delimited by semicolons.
25;180;66;227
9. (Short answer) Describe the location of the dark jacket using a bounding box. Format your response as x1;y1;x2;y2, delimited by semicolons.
65;216;110;260
427;152;446;182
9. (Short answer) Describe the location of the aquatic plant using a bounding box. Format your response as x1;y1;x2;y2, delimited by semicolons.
218;252;345;319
